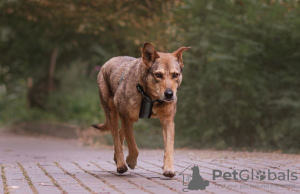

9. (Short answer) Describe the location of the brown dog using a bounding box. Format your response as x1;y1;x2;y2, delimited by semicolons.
92;43;190;178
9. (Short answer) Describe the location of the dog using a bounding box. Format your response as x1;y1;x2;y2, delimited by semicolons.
92;43;190;178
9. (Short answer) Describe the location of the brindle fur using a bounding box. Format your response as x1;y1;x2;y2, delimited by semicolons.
92;43;190;178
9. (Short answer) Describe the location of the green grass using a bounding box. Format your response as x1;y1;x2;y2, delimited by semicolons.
17;163;37;194
1;165;9;194
36;163;65;193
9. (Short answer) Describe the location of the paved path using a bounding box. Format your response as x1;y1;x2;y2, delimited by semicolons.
0;133;300;194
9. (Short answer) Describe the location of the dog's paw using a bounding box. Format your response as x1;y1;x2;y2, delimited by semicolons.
117;164;128;174
163;170;176;178
126;156;137;170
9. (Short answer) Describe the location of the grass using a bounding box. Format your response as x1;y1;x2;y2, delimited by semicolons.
17;163;38;194
36;163;65;193
89;161;153;194
1;165;9;194
54;162;94;194
72;162;123;193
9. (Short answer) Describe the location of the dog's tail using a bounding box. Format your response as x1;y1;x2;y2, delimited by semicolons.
91;122;110;132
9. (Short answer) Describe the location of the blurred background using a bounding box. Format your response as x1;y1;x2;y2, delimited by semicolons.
0;0;299;152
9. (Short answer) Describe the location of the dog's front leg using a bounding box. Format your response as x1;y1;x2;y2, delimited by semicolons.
160;116;176;178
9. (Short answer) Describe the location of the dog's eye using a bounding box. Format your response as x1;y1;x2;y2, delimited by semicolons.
155;73;163;79
173;73;179;79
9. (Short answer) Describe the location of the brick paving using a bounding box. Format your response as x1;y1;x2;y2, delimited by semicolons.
0;133;300;194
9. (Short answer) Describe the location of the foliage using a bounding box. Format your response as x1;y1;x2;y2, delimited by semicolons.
175;0;300;151
1;0;300;151
0;62;99;125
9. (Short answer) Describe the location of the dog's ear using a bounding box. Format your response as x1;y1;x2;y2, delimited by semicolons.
142;43;160;69
172;46;191;68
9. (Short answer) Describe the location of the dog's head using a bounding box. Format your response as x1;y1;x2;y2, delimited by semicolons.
142;43;190;102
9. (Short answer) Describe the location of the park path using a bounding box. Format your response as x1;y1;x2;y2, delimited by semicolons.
0;133;300;194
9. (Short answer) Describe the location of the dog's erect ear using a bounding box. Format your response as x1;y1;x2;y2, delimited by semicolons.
172;46;191;68
142;43;160;69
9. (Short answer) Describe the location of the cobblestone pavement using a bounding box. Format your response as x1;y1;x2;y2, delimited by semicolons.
0;133;300;194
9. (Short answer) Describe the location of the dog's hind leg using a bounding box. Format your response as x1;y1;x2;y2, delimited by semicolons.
114;128;125;164
120;116;139;170
109;108;127;173
97;72;127;173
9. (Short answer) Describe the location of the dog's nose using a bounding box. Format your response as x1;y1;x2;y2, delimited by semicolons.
164;89;173;100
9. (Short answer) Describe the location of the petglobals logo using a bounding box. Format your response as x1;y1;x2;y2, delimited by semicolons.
179;165;210;192
212;169;298;181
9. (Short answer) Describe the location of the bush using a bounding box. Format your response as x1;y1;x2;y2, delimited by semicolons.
174;0;300;152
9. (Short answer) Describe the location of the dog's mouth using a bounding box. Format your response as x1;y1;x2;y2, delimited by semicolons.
162;97;175;103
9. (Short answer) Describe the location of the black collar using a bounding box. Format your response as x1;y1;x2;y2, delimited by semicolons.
136;84;162;118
